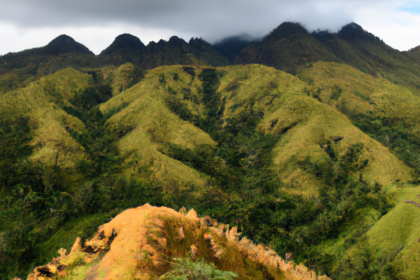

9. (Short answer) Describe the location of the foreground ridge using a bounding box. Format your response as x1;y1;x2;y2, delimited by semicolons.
23;204;329;280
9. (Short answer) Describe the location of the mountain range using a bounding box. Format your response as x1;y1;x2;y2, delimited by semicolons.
1;21;420;280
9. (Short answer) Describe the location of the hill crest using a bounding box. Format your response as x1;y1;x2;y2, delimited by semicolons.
100;33;146;56
38;34;94;56
24;204;330;280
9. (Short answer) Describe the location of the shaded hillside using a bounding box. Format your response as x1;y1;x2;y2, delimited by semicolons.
140;36;229;69
24;204;329;280
99;33;146;65
0;35;98;94
0;34;229;95
99;34;230;68
213;35;259;63
235;22;420;94
37;35;94;56
98;34;232;70
234;22;340;74
314;23;420;94
407;45;420;64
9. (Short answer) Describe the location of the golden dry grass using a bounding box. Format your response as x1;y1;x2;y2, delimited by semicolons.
27;204;329;280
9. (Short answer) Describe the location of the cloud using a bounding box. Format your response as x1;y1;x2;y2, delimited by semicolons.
0;0;355;35
355;3;420;51
0;0;418;55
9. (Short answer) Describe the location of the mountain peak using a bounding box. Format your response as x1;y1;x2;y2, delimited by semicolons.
168;36;188;48
48;34;76;44
42;35;94;55
100;33;145;56
338;22;379;42
264;22;309;41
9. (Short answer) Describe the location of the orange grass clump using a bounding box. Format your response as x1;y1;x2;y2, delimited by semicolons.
25;204;330;280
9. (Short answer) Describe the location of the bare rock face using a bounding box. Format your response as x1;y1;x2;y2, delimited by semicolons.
25;204;330;280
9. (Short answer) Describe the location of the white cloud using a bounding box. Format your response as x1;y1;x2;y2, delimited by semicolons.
355;4;420;50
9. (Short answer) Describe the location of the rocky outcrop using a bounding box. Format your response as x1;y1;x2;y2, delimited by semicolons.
25;204;330;280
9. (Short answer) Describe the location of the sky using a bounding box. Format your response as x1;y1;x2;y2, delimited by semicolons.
0;0;420;55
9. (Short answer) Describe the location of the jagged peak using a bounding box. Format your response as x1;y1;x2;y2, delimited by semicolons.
189;37;213;50
100;33;145;56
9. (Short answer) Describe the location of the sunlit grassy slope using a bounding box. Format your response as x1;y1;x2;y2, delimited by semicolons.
298;62;420;127
1;62;413;203
98;64;412;196
83;63;414;196
0;68;93;184
365;185;420;279
214;64;410;193
318;184;420;279
298;62;420;175
100;65;217;196
90;63;144;96
1;63;418;279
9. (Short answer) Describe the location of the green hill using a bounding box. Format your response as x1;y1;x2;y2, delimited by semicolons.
298;62;420;176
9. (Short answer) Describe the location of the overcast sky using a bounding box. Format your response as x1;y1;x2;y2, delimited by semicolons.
0;0;420;55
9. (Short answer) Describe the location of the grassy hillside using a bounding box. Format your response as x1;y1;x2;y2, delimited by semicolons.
0;68;95;185
314;184;420;279
100;65;217;200
0;63;418;280
216;64;410;192
298;62;420;178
